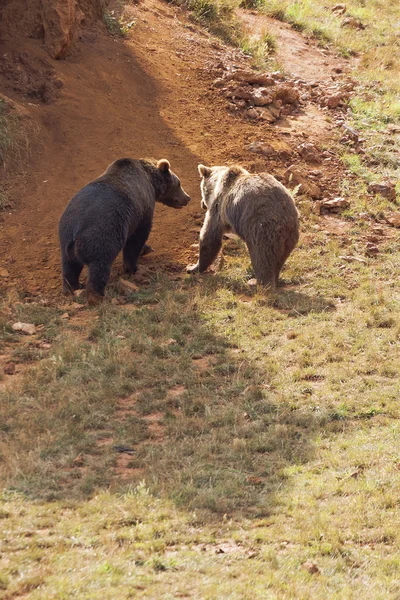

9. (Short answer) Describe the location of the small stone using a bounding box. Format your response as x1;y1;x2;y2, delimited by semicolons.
225;70;275;86
12;322;36;335
385;212;400;228
273;84;300;106
248;278;258;287
247;108;260;120
342;16;365;29
0;268;9;277
3;362;16;375
365;242;379;256
259;107;278;123
283;166;322;199
313;201;322;215
298;142;321;164
73;454;84;467
119;279;139;293
248;141;275;157
339;255;367;264
332;3;346;14
321;197;350;212
61;313;69;319
325;93;347;109
367;181;396;202
302;561;320;575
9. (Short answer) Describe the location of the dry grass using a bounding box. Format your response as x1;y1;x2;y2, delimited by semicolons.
1;214;400;597
255;0;400;201
1;0;400;597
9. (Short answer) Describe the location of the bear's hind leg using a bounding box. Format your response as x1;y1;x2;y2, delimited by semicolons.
87;260;112;305
247;242;277;289
62;257;84;295
123;219;152;274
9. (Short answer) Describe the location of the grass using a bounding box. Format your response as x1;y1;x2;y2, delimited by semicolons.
1;217;400;596
1;0;400;597
247;0;400;206
0;98;25;210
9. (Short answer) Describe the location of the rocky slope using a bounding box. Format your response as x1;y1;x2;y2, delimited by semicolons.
0;0;105;59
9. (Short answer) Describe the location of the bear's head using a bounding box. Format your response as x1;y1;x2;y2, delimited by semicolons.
198;164;245;210
156;159;190;209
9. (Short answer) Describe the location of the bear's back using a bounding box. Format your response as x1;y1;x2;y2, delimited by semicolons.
226;173;298;236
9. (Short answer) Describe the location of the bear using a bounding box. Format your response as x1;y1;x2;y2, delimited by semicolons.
187;164;299;287
59;157;190;304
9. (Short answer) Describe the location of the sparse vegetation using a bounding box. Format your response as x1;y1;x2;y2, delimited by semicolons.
251;0;400;203
1;219;400;596
1;0;400;597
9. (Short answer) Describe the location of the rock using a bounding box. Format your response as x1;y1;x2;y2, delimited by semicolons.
12;322;36;335
267;103;281;119
213;78;226;88
259;107;278;123
1;0;103;60
342;16;365;29
283;166;322;199
231;99;247;108
251;88;274;107
273;84;300;106
42;0;80;59
73;454;84;467
325;93;348;109
332;3;346;14
226;70;275;86
302;561;320;575
366;242;379;256
0;268;9;277
119;278;139;293
339;255;367;264
298;143;322;164
384;212;400;228
367;181;396;202
248;141;275;157
321;197;350;212
228;86;253;101
341;124;359;144
247;108;260;120
313;201;322;215
3;362;16;375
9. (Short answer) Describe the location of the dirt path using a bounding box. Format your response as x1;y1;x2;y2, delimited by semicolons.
0;0;349;302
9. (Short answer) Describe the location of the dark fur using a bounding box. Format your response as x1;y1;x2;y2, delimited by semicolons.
59;158;190;304
188;164;299;287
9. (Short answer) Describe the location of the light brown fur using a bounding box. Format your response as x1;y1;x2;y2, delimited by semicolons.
187;164;299;287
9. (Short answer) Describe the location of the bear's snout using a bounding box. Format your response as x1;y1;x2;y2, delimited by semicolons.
177;189;191;207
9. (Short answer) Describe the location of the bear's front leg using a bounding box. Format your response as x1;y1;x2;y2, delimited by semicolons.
187;211;222;274
123;219;152;274
186;262;200;274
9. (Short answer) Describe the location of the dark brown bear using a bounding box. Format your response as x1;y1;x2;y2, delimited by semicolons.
187;164;299;287
59;158;190;304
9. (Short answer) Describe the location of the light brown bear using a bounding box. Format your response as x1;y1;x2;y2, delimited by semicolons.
187;164;299;287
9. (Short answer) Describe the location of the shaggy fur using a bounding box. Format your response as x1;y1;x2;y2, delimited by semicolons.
187;164;299;287
59;158;190;304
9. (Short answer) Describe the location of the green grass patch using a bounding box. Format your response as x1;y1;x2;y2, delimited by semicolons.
1;219;400;596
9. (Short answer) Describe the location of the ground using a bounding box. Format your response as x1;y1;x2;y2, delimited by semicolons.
1;0;400;598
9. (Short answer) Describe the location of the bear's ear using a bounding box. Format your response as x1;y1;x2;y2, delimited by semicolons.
157;159;170;172
198;164;212;178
